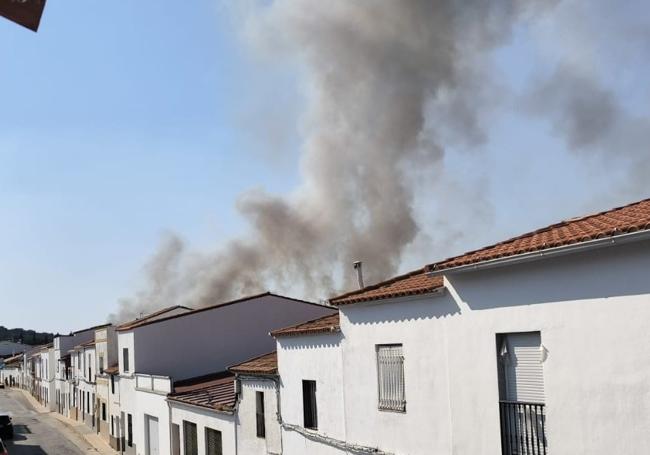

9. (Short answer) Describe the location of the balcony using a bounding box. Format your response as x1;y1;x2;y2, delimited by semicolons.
499;401;547;455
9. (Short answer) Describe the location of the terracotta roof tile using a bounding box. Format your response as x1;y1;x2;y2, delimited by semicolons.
168;371;236;412
104;364;119;375
229;352;278;375
427;197;650;272
271;313;340;337
330;270;444;306
331;198;650;306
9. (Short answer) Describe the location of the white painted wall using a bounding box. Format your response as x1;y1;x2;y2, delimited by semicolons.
236;377;282;455
136;383;171;455
278;333;347;455
170;401;237;455
132;295;333;380
278;239;650;454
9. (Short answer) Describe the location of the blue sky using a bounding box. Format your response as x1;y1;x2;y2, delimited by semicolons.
1;1;648;332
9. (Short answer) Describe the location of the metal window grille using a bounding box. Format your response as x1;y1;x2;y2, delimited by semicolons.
183;421;198;455
256;391;266;438
377;344;406;412
499;401;547;455
205;427;223;455
302;380;318;429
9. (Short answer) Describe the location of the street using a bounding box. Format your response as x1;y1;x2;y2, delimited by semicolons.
0;389;93;454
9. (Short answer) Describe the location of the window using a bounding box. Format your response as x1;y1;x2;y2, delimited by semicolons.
77;352;81;371
127;413;133;447
376;344;406;412
111;416;114;435
302;380;318;429
99;355;104;374
205;427;223;455
123;348;130;373
102;402;106;421
88;354;92;380
183;421;198;455
256;391;265;438
171;424;180;455
111;375;115;394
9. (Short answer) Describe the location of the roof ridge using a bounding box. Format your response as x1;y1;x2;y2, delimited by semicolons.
426;196;650;271
329;267;427;302
229;351;277;371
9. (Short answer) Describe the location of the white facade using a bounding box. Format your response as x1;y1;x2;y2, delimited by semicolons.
236;377;282;455
277;333;346;455
170;400;237;455
277;239;650;454
117;293;332;455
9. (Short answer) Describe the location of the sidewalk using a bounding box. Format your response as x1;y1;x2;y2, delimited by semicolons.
16;387;118;454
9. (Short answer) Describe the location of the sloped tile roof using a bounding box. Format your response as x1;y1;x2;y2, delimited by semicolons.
229;352;278;375
271;313;340;337
427;197;650;272
329;270;444;306
168;371;236;412
330;197;650;306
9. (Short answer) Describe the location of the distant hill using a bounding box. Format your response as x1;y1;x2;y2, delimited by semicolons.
0;326;55;346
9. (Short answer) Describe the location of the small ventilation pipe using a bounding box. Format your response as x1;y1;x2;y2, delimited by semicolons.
353;261;364;289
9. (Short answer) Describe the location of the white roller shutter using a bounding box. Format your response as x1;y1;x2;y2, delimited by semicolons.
505;332;545;403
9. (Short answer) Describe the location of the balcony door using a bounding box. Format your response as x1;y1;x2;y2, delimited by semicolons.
497;332;547;455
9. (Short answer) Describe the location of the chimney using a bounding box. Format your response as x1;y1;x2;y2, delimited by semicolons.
353;261;364;289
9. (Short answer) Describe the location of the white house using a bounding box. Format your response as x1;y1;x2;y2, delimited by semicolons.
164;351;283;455
272;197;650;455
116;292;333;455
28;343;54;409
53;324;99;418
0;353;24;387
94;324;118;445
71;339;98;428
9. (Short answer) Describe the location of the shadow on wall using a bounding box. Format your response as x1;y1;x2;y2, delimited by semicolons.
343;293;460;325
449;240;650;311
278;333;343;351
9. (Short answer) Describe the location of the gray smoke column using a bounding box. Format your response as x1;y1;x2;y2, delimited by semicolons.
111;0;551;322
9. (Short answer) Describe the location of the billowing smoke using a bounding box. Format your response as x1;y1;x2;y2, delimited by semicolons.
112;0;558;323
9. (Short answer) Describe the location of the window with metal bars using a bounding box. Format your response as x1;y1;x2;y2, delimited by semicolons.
183;421;198;455
376;344;406;412
256;391;265;438
302;380;318;429
205;427;223;455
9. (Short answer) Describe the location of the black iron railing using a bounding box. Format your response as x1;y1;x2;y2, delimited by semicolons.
499;401;547;455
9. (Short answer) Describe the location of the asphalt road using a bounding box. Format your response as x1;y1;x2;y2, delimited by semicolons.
0;388;92;454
